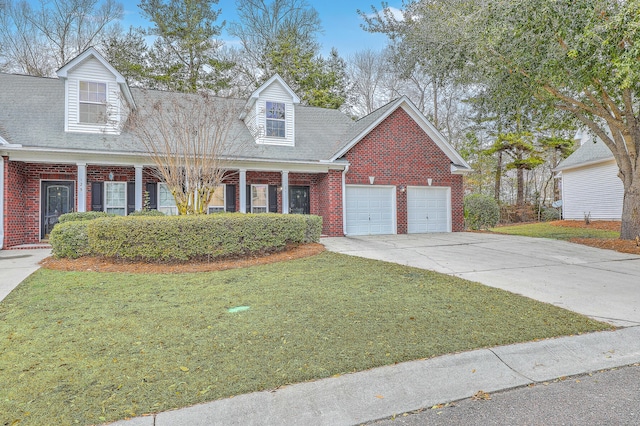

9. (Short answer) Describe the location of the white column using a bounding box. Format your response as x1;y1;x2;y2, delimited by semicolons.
76;163;87;212
0;157;4;248
281;171;289;214
239;169;247;213
134;165;143;211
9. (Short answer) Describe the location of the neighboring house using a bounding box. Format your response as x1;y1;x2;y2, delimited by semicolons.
0;48;471;249
555;130;623;220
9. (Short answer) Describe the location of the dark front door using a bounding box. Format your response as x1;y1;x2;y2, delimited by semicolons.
41;181;74;239
289;186;310;214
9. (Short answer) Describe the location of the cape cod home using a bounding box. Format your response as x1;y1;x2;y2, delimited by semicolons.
555;130;623;220
0;48;471;249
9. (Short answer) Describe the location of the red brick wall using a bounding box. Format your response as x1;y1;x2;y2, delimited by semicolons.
3;161;78;247
344;107;465;232
2;162;162;247
317;169;344;236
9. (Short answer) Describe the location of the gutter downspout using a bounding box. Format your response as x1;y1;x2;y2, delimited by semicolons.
342;163;350;236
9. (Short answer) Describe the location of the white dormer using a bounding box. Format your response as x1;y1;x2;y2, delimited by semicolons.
240;74;299;146
56;47;135;135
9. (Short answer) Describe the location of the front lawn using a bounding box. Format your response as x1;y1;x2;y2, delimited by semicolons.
489;221;620;240
0;252;610;425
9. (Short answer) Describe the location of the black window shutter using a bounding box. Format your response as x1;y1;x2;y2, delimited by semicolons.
246;185;251;212
146;183;157;210
225;185;236;212
127;182;136;214
91;182;103;211
268;185;278;213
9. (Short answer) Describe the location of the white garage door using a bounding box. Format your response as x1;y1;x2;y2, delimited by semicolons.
407;187;450;233
346;185;395;235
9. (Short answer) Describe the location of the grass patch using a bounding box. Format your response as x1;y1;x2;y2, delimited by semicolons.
490;222;620;240
0;252;610;425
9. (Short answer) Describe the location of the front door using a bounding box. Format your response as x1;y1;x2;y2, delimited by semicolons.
289;186;310;214
41;181;74;239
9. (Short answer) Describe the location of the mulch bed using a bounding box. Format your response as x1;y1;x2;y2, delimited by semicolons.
551;220;640;255
40;243;326;274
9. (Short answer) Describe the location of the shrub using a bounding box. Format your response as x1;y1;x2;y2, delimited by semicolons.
50;221;91;259
464;194;500;230
128;209;166;217
57;211;116;223
86;213;323;262
541;207;561;222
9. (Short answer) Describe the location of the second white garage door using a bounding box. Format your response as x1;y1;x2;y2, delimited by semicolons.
407;187;450;233
345;185;395;235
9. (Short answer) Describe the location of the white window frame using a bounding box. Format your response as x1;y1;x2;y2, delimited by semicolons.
208;184;226;214
104;181;127;216
78;80;108;124
251;184;268;213
265;101;285;138
158;183;178;216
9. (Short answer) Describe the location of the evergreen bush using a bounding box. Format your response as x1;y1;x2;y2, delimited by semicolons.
464;194;500;230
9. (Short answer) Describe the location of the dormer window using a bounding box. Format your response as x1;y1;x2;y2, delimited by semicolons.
266;101;286;138
79;81;107;124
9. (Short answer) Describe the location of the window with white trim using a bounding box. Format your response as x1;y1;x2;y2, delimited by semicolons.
158;183;178;215
79;81;107;124
251;184;268;213
105;182;126;216
208;185;225;213
265;101;285;138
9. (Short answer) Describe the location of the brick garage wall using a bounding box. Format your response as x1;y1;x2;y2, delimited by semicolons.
317;170;344;236
344;107;465;232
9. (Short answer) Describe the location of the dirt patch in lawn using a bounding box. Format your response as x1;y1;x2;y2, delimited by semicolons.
40;243;325;274
549;220;640;255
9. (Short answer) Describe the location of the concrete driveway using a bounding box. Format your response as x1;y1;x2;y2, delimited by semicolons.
322;233;640;327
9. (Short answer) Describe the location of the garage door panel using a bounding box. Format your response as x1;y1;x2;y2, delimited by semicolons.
407;187;450;233
346;186;395;235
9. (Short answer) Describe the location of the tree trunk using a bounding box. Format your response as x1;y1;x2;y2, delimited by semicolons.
620;177;640;240
494;151;502;202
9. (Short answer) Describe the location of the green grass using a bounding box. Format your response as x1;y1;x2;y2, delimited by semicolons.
490;222;620;240
0;252;611;425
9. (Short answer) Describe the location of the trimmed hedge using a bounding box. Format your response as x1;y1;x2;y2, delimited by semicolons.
464;194;500;230
50;221;92;259
57;211;116;223
128;209;166;217
51;213;322;261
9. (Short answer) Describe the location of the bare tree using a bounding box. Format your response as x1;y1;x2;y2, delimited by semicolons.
345;49;388;117
127;92;243;215
0;0;122;76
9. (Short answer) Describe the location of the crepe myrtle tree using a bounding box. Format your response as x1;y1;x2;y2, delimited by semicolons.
363;0;640;240
127;91;242;214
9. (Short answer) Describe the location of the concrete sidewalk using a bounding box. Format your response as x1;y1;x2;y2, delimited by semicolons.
0;248;52;301
110;326;640;426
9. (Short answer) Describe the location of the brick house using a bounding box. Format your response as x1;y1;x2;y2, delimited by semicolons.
0;48;471;249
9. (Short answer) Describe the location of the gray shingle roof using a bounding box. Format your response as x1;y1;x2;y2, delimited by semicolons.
0;72;356;162
555;137;614;171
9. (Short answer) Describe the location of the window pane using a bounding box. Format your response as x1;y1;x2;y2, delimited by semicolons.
266;102;285;119
266;119;285;137
252;185;267;207
252;206;267;214
79;103;107;123
208;185;225;208
158;183;178;215
105;182;126;216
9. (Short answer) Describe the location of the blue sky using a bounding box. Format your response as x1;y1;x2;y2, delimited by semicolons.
120;0;404;57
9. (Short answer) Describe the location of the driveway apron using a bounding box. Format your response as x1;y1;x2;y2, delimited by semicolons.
322;233;640;327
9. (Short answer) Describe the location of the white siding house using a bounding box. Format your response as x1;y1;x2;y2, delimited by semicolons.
555;132;623;220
